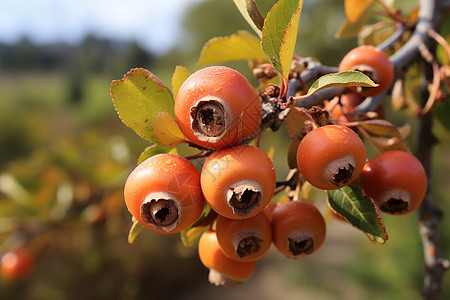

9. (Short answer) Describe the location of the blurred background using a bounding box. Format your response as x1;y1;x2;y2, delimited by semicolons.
0;0;448;299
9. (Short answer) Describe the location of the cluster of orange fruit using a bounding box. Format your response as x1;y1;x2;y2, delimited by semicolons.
123;46;427;286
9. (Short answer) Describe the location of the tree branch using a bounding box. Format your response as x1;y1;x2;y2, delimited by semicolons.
286;1;450;297
417;54;449;300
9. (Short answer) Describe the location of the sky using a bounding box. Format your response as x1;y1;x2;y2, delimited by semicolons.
0;0;205;54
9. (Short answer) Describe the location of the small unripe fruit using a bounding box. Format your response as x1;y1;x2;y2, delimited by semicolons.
198;230;256;287
339;45;394;97
201;144;276;219
124;154;205;233
359;150;427;215
271;201;326;258
175;66;262;149
297;125;366;190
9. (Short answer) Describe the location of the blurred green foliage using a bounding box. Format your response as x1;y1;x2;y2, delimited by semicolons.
0;0;448;299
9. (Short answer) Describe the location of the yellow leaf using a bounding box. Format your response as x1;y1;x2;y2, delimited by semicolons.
128;219;144;244
180;226;208;247
153;111;186;148
279;5;302;80
261;0;304;80
171;66;191;99
266;146;275;160
407;6;420;25
345;0;373;23
336;8;371;39
196;30;267;67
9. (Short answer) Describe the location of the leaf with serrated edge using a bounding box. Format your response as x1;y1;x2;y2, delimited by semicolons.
233;0;263;37
172;66;191;99
345;0;373;23
357;119;402;138
197;31;267;67
137;144;171;165
128;219;145;244
153;111;186;148
110;68;174;143
261;0;303;78
279;6;302;80
300;71;378;100
327;185;388;244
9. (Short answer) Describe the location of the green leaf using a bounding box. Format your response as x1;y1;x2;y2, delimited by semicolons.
433;99;450;131
261;0;303;80
180;204;214;247
197;30;267;67
172;66;191;99
327;185;388;244
128;218;145;244
295;71;378;102
180;226;209;247
233;0;263;37
110;68;174;143
137;144;171;165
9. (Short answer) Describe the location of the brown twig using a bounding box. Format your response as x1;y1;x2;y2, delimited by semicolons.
417;52;449;300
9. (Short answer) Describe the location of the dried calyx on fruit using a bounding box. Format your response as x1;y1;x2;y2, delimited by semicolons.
296;125;366;190
201;144;276;219
140;194;180;232
359;150;427;215
271;200;326;258
215;213;272;262
226;181;263;217
190;98;229;141
124;154;205;234
175;66;262;149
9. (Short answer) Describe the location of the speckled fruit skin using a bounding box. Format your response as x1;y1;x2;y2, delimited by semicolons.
271;200;326;258
339;45;394;97
359;150;427;215
198;230;256;282
296;125;366;190
174;66;262;149
201;145;276;219
124;153;205;234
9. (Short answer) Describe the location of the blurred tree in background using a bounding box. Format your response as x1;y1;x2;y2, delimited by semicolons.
0;0;448;299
